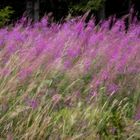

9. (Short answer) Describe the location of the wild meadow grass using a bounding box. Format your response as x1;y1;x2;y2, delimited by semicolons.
0;16;140;139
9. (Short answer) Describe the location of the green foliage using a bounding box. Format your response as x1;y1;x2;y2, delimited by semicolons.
0;6;14;27
69;0;106;14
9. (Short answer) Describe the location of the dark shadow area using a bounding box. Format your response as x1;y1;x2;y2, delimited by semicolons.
40;0;68;21
105;0;130;18
134;0;140;20
1;0;140;22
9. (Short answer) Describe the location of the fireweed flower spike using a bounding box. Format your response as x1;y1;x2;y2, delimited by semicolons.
0;15;140;139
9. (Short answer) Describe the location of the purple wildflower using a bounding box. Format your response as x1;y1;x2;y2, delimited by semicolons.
19;68;32;80
52;94;62;104
107;83;119;95
25;97;38;109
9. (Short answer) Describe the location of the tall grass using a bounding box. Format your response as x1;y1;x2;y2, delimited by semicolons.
0;16;140;139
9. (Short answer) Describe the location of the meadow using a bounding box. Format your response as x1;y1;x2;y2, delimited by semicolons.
0;16;140;139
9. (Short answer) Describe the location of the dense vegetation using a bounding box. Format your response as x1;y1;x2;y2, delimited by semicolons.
60;0;105;13
0;0;134;22
0;6;14;27
0;16;140;139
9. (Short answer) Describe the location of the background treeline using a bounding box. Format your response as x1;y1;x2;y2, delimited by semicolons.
0;0;140;25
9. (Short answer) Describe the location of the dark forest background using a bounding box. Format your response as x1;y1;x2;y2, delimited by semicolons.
0;0;140;23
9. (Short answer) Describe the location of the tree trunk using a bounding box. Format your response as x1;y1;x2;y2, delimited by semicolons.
26;0;34;19
98;4;106;20
34;0;40;21
50;0;55;9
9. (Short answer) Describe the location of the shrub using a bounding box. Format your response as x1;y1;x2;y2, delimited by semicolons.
0;6;14;27
69;0;106;15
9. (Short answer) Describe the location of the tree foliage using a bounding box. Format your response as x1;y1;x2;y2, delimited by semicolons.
69;0;106;14
0;6;14;27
